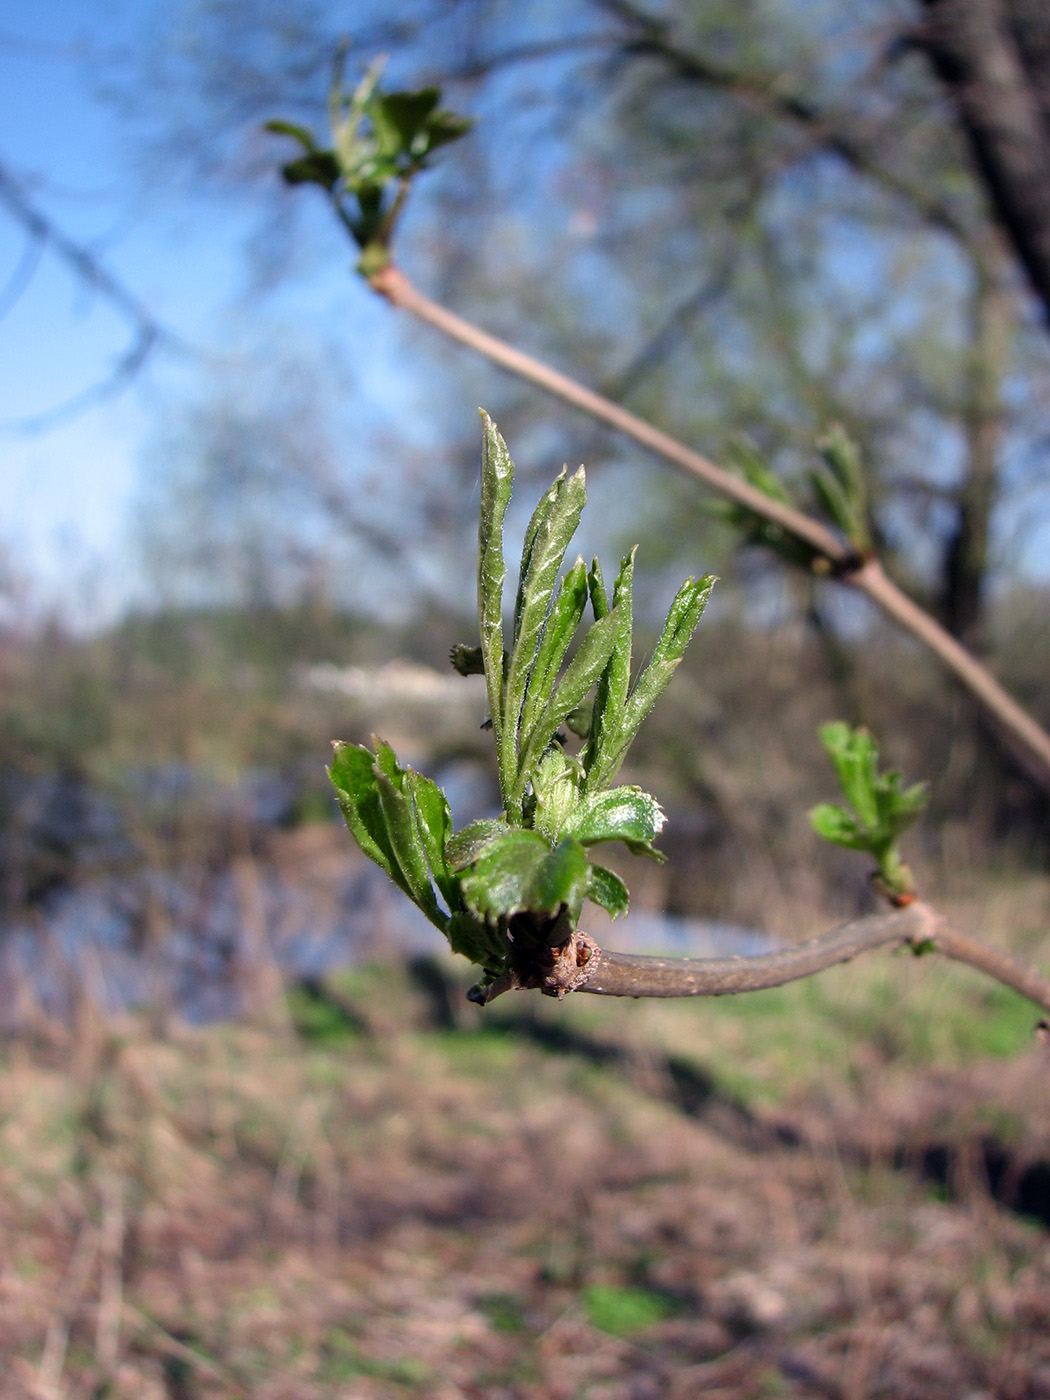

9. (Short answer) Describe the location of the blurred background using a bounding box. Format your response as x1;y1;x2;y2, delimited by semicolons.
2;1;1050;1395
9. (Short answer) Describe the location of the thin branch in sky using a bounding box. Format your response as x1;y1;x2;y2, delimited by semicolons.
0;159;195;433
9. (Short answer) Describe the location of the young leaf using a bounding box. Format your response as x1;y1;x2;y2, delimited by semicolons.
587;555;609;620
328;742;402;885
808;802;866;850
514;606;622;799
586;863;630;919
406;769;456;908
446;911;509;970
264;119;320;151
513;472;563;642
596;574;715;788
810;722;928;899
813;426;870;552
279;151;342;191
519;556;589;745
371;743;447;930
449;643;486;676
523;838;591;925
456;828;552;921
531;749;584;845
504;468;586;765
562;785;665;852
582;548;635;788
371;89;441;159
714;437;818;568
446;817;512;872
478;412;514;802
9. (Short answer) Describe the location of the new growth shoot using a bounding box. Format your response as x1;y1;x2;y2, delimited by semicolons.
327;413;714;1001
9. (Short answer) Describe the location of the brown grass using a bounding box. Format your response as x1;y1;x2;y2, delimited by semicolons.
2;943;1050;1400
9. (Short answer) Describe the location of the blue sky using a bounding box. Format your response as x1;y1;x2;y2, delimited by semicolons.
0;0;412;621
3;0;1048;632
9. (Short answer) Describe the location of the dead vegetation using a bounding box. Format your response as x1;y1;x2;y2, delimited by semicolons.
2;936;1049;1400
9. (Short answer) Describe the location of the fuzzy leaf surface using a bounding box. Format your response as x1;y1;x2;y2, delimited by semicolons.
504;468;586;765
586;863;630;919
519;556;589;743
478;413;514;801
515;607;622;797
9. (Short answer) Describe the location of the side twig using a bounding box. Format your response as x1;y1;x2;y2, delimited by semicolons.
369;263;1050;792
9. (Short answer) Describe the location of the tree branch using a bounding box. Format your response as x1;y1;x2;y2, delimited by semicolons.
368;262;1050;792
471;902;1050;1018
0;160;192;430
596;0;974;246
917;0;1050;321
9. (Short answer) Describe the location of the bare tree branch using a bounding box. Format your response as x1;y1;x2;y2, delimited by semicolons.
596;0;975;246
0;159;192;431
918;0;1050;321
368;261;1050;792
575;902;1050;1013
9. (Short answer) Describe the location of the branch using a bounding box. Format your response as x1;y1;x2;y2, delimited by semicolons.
0;160;192;430
368;262;1050;792
579;902;1050;1012
597;0;974;246
917;0;1050;321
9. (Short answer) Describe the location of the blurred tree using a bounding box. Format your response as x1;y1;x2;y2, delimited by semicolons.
102;0;1050;657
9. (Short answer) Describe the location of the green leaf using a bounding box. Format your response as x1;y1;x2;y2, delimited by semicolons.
519;555;589;745
528;838;590;922
370;89;441;159
456;831;592;927
819;722;879;829
512;472;562;641
813;426;870;551
585;863;630;919
446;817;511;872
264;119;319;151
371;744;446;930
421;110;473;153
564;699;593;738
456;829;550;920
531;748;584;845
808;802;866;850
596;574;715;788
328;743;400;883
587;555;610;620
811;722;929;899
514;606;623;799
563;785;665;851
406;769;456;908
478;412;514;803
583;548;635;788
504;467;586;763
280;151;342;190
714;437;818;568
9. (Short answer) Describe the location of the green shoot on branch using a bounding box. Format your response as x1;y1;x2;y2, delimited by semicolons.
328;412;715;1000
809;721;928;903
265;51;472;276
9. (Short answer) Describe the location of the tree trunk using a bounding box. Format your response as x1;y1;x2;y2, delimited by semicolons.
919;0;1050;321
942;242;1011;646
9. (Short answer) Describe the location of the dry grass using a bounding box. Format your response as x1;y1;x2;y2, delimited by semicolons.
1;939;1050;1400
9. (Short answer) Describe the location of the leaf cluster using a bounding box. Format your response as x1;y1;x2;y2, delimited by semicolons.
328;413;714;994
714;426;872;567
809;721;928;900
265;53;471;274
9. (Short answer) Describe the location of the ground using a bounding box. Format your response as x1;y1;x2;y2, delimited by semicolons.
1;943;1049;1400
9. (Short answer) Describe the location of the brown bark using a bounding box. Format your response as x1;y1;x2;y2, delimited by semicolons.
919;0;1050;321
943;242;1011;645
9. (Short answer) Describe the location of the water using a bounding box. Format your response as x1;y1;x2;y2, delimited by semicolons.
0;761;770;1027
